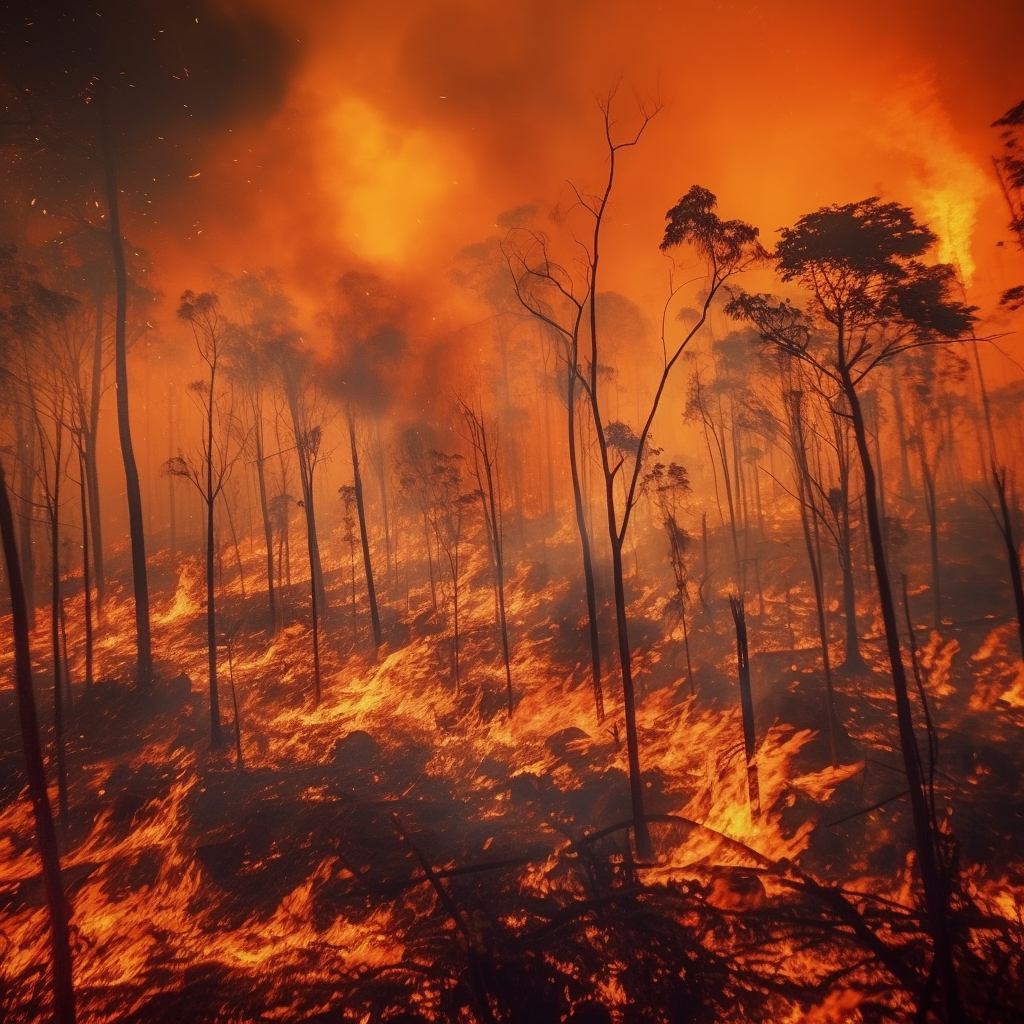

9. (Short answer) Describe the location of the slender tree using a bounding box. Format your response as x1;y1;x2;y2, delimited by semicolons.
459;397;515;715
0;459;76;1024
169;291;242;747
730;197;976;1023
504;229;607;723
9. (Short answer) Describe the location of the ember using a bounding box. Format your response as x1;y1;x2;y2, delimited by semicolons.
1;3;1023;1023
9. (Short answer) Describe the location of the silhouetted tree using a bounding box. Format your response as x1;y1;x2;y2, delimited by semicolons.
645;461;695;693
992;99;1024;310
459;397;515;715
730;197;976;1024
169;290;242;747
325;271;411;650
0;458;76;1024
504;226;607;724
224;271;296;635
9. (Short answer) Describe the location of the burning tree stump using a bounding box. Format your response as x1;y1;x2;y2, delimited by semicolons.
729;595;760;820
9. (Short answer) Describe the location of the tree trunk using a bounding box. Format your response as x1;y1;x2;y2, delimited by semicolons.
922;461;941;630
348;410;382;648
16;404;37;627
87;291;105;609
205;467;222;750
78;449;94;687
790;394;839;764
167;379;177;563
423;511;437;613
680;591;694;695
283;384;326;631
839;488;865;671
843;369;963;1024
889;368;914;501
0;462;77;1024
253;417;277;633
567;369;604;722
992;467;1024;663
729;595;760;817
372;424;394;582
608;527;653;859
49;439;69;829
99;86;151;690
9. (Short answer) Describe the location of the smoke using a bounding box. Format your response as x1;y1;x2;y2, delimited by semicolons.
4;0;1020;357
872;77;994;286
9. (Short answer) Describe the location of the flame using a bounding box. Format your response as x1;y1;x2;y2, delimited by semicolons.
318;94;464;264
874;77;992;286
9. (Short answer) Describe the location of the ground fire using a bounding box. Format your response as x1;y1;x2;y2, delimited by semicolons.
1;3;1023;1023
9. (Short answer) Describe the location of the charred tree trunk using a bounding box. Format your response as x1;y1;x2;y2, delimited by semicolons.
790;393;839;763
372;425;394;582
99;87;151;690
225;635;243;770
205;423;222;749
730;595;760;817
77;449;94;686
992;467;1024;663
167;380;177;562
423;511;437;613
253;419;277;633
839;500;865;671
309;547;323;705
699;511;711;613
1;463;77;1023
922;459;941;630
680;593;694;695
889;368;914;501
568;372;604;723
348;409;382;649
223;491;246;599
283;384;326;649
48;435;69;829
462;405;514;716
16;404;37;627
608;523;652;859
843;366;963;1024
87;291;105;610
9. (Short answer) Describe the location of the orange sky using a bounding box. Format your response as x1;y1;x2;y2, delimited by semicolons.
134;0;1022;333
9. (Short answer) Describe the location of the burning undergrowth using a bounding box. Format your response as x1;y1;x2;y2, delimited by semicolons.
2;502;1024;1024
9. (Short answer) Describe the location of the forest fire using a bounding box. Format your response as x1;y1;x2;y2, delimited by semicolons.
2;2;1024;1022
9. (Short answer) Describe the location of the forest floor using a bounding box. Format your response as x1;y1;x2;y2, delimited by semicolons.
1;493;1023;1022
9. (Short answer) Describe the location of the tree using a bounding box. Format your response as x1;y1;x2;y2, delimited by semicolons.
509;95;762;859
1;247;79;824
504;227;607;724
729;197;977;1024
224;271;295;635
459;397;514;715
429;450;472;689
0;458;76;1024
2;3;300;688
992;99;1024;310
645;461;695;693
270;334;330;695
324;271;411;651
169;291;242;747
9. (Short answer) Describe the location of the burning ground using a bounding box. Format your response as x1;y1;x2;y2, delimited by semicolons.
3;2;1024;1022
1;493;1024;1022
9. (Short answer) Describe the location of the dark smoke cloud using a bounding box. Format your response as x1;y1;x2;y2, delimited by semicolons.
0;1;301;208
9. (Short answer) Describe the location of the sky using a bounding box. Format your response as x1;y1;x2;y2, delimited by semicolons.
146;0;1023;313
2;0;1022;353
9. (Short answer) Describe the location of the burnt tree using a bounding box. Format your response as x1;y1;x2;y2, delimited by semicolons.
730;197;977;1024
